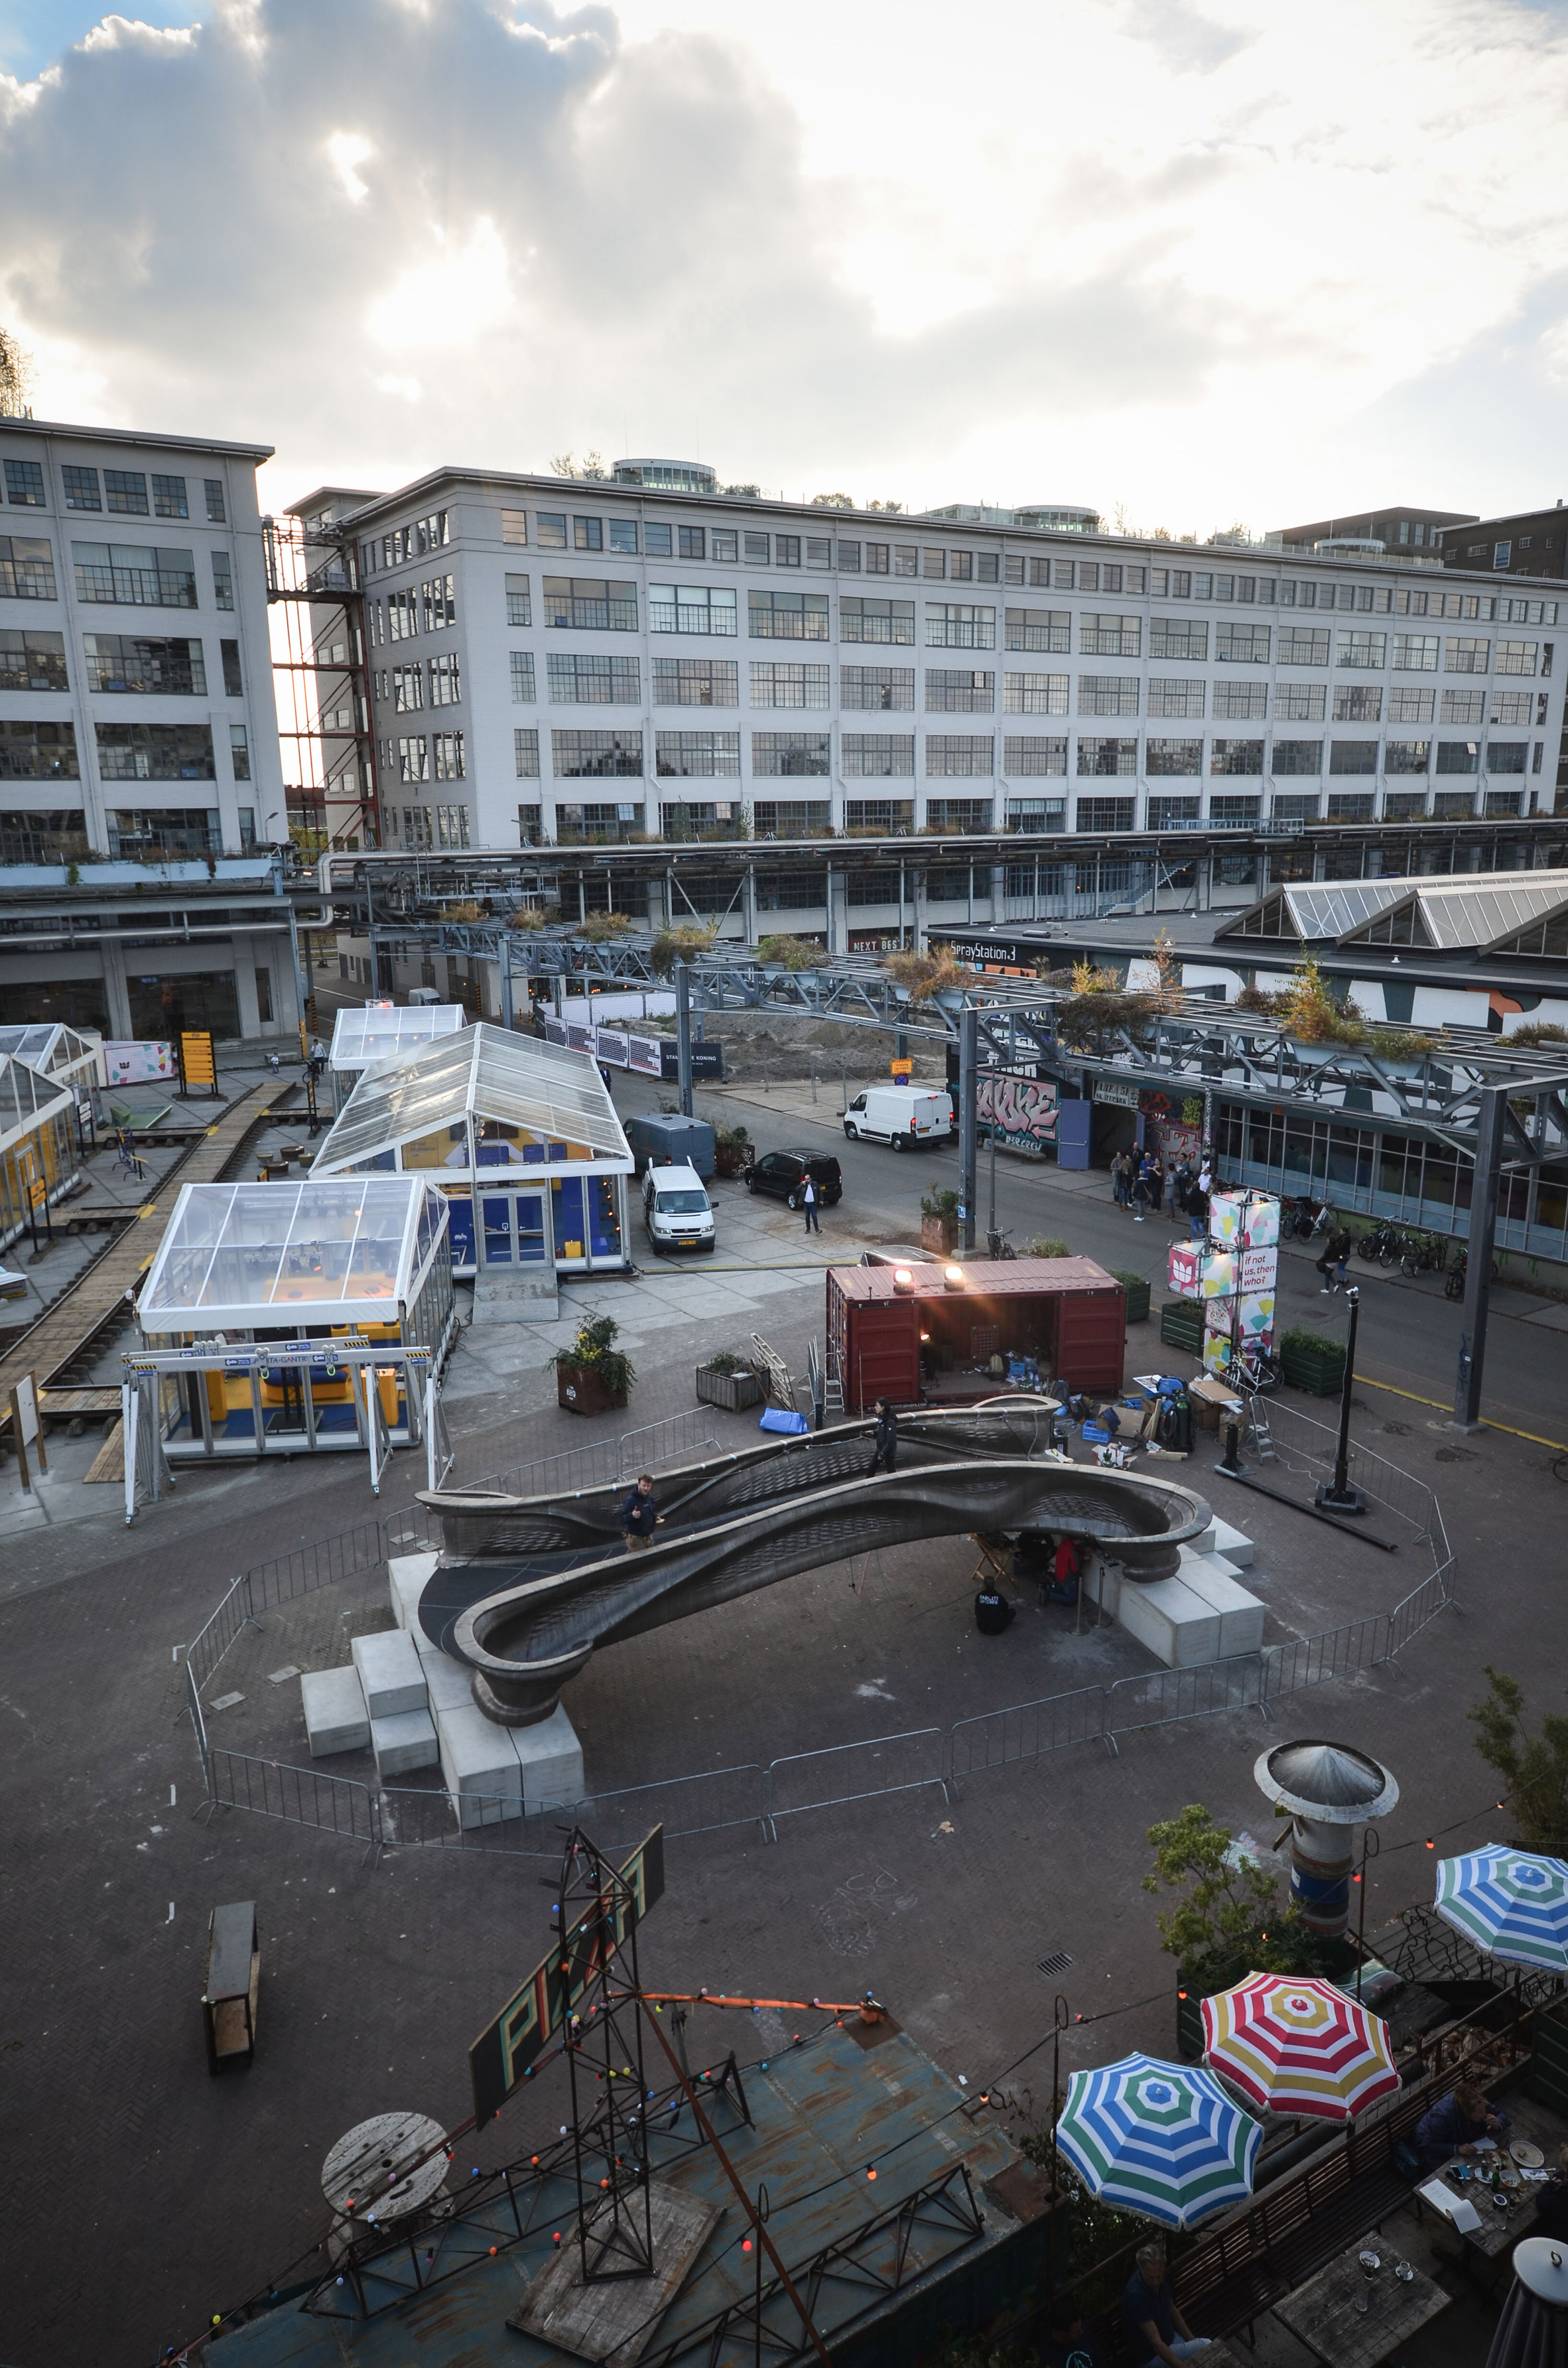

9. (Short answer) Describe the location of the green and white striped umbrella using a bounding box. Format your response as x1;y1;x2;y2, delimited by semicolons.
1055;2052;1261;2229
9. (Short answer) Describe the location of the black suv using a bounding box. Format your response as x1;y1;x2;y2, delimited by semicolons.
744;1149;844;1209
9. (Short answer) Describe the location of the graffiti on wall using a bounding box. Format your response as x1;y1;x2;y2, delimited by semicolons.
978;1070;1059;1155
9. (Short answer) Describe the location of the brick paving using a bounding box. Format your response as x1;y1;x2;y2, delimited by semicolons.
0;1271;1564;2365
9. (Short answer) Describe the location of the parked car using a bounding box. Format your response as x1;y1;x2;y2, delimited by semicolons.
744;1149;843;1209
842;1085;953;1150
642;1162;716;1251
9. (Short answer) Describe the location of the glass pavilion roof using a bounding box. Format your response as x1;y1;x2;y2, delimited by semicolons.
328;1004;467;1071
139;1176;448;1332
0;1053;72;1157
310;1024;632;1175
1218;869;1568;948
0;1022;101;1083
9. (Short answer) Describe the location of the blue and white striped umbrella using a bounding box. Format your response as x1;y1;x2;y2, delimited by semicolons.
1435;1846;1568;1972
1055;2053;1262;2229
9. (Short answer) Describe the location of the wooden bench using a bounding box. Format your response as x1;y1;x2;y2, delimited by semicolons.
202;1901;260;2075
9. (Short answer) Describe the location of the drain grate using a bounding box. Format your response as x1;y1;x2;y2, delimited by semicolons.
1037;1950;1074;1978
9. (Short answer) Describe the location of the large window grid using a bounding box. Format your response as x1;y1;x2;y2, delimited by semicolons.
1216;622;1270;663
1145;738;1203;776
552;729;643;778
0;721;78;779
1077;675;1140;717
1005;608;1070;654
926;668;994;711
82;634;206;695
750;663;830;709
95;723;215;781
655;731;741;777
842;734;915;776
925;604;996;650
1078;614;1142;658
752;731;830;776
925;734;994;776
841;663;914;708
543;577;637;632
1213;682;1267;721
1003;671;1068;715
547;654;641;704
652;658;738;706
72;541;196;608
0;630;68;691
840;598;915;646
1149;619;1209;661
650;585;738;636
1076;736;1136;776
1274;683;1327;721
750;590;830;641
1003;736;1068;776
1148;678;1206;719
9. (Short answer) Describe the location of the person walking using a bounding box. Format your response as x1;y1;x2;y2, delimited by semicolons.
1149;1155;1166;1219
1112;1150;1130;1210
620;1472;663;1553
801;1172;820;1233
1184;1170;1208;1243
1315;1227;1352;1294
866;1397;898;1475
1131;1158;1149;1223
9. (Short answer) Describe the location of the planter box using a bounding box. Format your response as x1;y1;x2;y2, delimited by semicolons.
714;1144;750;1180
695;1363;762;1413
1279;1341;1346;1398
1159;1298;1204;1355
921;1214;959;1253
1112;1273;1151;1323
556;1363;628;1417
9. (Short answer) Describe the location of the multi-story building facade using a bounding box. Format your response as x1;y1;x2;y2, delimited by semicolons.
1270;503;1476;557
0;416;285;864
1438;503;1568;583
332;462;1563;857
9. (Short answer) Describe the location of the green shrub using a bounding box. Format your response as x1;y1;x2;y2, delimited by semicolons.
921;1186;961;1219
551;1314;635;1395
1025;1236;1071;1258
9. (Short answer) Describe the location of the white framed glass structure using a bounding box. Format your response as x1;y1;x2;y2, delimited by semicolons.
326;1002;467;1109
137;1175;454;1457
0;1054;78;1253
0;1022;103;1099
309;1023;632;1279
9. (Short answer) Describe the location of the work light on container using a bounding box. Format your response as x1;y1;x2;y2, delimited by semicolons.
944;1263;965;1290
892;1266;915;1294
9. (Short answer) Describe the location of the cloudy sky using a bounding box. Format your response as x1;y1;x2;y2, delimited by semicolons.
4;0;1568;533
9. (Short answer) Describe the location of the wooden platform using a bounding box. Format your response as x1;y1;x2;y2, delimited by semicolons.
507;2182;724;2367
0;1083;279;1435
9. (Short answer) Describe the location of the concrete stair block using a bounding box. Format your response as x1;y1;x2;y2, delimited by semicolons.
301;1666;369;1758
371;1708;440;1780
1209;1517;1255;1569
435;1700;525;1828
1082;1553;1126;1620
512;1705;586;1811
421;1649;476;1715
1177;1549;1266;1657
1117;1577;1222;1669
351;1627;428;1720
389;1550;440;1631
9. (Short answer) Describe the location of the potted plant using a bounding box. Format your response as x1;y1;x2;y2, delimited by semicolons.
695;1349;762;1413
553;1315;635;1416
1110;1267;1151;1323
1277;1323;1346;1397
1159;1298;1204;1355
714;1123;751;1180
920;1186;961;1254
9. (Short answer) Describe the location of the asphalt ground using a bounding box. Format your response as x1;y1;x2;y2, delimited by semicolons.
1;1094;1564;2367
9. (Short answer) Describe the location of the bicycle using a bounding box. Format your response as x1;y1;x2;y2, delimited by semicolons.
1444;1247;1500;1300
1232;1346;1282;1396
1399;1230;1444;1277
985;1228;1017;1261
1356;1221;1398;1263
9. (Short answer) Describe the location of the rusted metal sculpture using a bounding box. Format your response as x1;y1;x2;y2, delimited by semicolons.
415;1410;1212;1727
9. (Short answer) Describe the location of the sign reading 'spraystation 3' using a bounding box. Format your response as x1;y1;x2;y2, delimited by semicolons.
468;1827;665;2124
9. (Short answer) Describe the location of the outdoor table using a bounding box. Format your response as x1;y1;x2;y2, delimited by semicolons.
322;2111;448;2233
1417;2135;1547;2288
201;1900;259;2074
1273;2241;1449;2367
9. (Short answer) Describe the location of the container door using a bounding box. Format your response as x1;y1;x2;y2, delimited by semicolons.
845;1300;919;1411
1056;1100;1093;1170
1055;1289;1126;1394
588;1176;623;1265
445;1190;475;1269
515;1190;547;1263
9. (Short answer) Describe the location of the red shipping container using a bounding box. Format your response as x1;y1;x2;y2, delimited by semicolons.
827;1258;1125;1412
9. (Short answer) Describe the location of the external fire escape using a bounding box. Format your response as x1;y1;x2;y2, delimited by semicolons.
263;510;381;853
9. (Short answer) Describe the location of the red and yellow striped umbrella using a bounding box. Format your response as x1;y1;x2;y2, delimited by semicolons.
1200;1973;1399;2121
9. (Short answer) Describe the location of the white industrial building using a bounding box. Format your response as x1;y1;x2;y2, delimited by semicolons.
298;456;1562;855
0;415;285;865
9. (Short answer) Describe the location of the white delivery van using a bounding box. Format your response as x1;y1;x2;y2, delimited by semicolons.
642;1162;716;1252
842;1085;954;1151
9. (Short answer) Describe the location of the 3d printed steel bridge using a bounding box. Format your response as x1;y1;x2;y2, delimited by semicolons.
415;1409;1212;1727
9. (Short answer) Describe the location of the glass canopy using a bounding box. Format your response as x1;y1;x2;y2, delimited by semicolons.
328;1003;467;1071
139;1176;449;1332
0;1054;72;1159
310;1022;632;1178
0;1022;101;1091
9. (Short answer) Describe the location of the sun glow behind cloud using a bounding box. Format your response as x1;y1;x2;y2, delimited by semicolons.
3;0;1568;528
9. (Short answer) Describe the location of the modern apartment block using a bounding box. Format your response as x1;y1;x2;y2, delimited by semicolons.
1270;504;1476;557
1438;502;1568;583
325;461;1563;854
0;416;285;863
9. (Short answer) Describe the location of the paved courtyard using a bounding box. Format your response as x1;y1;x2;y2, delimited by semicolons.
0;1241;1563;2365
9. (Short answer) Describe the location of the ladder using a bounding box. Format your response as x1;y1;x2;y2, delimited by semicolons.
1244;1387;1278;1462
806;1338;844;1424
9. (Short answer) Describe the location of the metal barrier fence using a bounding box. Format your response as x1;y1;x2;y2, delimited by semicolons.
764;1728;948;1833
178;1402;1457;1857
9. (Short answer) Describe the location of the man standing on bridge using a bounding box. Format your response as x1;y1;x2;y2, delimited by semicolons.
866;1398;898;1476
621;1472;664;1553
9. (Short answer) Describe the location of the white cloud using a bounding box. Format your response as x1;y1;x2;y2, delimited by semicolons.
1;0;1567;528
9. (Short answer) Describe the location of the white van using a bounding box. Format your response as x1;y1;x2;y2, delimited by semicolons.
642;1162;716;1252
842;1085;954;1151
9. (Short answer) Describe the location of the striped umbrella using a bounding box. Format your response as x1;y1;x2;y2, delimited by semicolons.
1435;1846;1568;1973
1055;2054;1260;2229
1201;1973;1399;2121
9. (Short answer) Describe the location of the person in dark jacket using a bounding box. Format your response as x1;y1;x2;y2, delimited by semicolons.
1536;2144;1568;2241
1043;2300;1098;2367
974;1580;1015;1633
621;1473;663;1553
1415;2079;1510;2170
866;1398;897;1475
1122;2244;1211;2363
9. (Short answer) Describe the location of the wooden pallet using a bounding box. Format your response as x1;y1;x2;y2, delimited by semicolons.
0;1083;279;1434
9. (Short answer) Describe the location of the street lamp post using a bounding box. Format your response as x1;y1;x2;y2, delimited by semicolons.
1315;1284;1366;1515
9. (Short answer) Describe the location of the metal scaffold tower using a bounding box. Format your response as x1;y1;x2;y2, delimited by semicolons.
263;510;380;855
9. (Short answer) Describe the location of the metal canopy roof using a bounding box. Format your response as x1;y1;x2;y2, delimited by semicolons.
139;1176;448;1332
328;1004;467;1072
310;1023;632;1176
1216;870;1568;949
